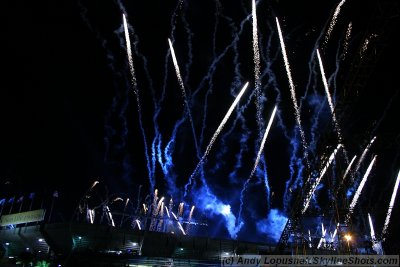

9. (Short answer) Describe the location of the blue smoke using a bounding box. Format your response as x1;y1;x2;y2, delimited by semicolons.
194;186;243;239
256;209;288;242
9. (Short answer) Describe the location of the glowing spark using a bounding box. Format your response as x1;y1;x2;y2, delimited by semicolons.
185;82;249;194
324;0;346;45
276;17;308;159
302;144;342;213
252;0;262;128
348;155;377;218
308;230;312;248
316;49;343;144
382;169;400;238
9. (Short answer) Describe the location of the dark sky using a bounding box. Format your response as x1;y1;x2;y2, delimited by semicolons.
2;0;400;248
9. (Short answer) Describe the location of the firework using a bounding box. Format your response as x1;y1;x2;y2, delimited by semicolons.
184;82;249;195
347;155;377;221
302;144;342;214
276;17;308;161
382;169;400;239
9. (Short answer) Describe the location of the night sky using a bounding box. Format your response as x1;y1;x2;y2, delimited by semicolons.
2;0;400;249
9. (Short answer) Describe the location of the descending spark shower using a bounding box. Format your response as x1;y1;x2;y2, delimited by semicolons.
81;0;400;244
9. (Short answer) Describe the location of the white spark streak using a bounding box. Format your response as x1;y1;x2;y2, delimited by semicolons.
348;155;377;213
250;106;278;178
368;213;376;241
168;38;192;112
276;17;308;158
324;0;347;45
252;0;262;127
317;223;327;249
382;169;400;237
342;22;352;60
302;144;342;213
186;82;249;190
341;155;357;183
316;49;343;144
136;219;141;230
353;137;376;178
369;213;384;254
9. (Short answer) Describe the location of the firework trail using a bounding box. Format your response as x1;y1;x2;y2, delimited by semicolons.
341;22;352;60
353;136;377;179
157;202;165;232
184;82;249;196
142;203;147;214
276;17;309;163
150;0;187;197
302;144;342;214
341;155;357;184
360;34;377;58
178;202;184;217
316;49;345;147
171;211;186;235
324;0;347;46
185;205;195;234
120;198;129;227
135;219;141;230
149;189;158;230
308;230;312;248
317;223;327;249
165;206;170;218
331;223;339;242
250;108;278;175
87;209;94;224
168;38;200;152
368;213;384;254
382;169;400;239
122;14;153;190
238;105;277;223
252;0;263;131
335;155;357;195
347;155;377;221
135;185;142;214
78;2;131;165
105;205;115;227
368;212;376;241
